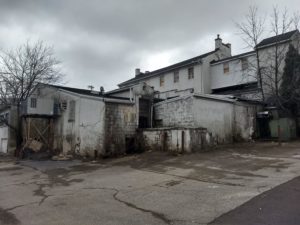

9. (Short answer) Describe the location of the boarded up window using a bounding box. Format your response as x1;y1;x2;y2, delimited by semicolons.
30;98;37;108
188;67;194;79
223;62;229;74
160;76;164;87
68;100;76;122
174;71;179;83
241;58;248;70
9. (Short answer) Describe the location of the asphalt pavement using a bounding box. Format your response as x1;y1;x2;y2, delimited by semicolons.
210;176;300;225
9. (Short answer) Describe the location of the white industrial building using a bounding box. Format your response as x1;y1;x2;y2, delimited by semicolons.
1;30;299;156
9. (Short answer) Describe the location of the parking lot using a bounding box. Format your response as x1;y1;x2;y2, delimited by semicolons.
1;141;300;225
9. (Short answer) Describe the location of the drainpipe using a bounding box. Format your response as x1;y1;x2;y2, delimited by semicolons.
129;88;133;102
150;99;153;128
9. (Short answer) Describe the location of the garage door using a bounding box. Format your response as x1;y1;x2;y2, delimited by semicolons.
1;138;8;153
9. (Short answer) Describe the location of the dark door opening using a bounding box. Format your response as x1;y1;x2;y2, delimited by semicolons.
138;98;151;128
139;116;148;128
125;137;136;154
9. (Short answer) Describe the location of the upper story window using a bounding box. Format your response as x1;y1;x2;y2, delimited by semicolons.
188;67;194;79
160;76;164;87
68;100;76;122
241;58;249;70
30;98;37;108
0;113;9;126
223;62;229;74
174;71;179;83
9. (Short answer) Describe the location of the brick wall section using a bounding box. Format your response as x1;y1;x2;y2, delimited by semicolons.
154;96;194;127
104;102;136;156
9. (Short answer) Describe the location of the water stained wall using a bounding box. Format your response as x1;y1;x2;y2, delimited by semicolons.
139;127;212;153
104;102;137;156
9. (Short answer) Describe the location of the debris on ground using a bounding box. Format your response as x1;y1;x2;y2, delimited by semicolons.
52;153;73;161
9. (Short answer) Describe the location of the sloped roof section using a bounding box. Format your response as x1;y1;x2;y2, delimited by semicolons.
118;50;217;87
256;30;299;48
48;84;129;100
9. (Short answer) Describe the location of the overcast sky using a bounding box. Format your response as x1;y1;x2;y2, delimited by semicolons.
0;0;299;91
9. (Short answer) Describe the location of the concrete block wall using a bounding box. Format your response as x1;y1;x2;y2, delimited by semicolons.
140;128;212;153
154;96;194;127
153;95;260;145
233;103;258;141
104;102;137;156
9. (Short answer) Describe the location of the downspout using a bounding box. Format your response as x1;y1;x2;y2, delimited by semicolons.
150;98;153;128
129;88;133;102
200;61;204;94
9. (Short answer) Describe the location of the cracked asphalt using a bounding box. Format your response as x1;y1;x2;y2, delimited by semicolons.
1;141;300;225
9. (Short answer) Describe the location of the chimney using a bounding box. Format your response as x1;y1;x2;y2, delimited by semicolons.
226;43;232;55
215;34;222;50
135;68;141;76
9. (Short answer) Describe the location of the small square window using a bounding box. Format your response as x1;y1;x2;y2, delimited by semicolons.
241;58;249;70
160;76;164;87
30;98;37;108
223;63;229;74
174;71;179;83
188;67;194;79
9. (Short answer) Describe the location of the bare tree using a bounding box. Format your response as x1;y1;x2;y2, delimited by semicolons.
293;11;300;30
236;6;300;104
0;41;62;147
262;6;297;108
236;5;266;101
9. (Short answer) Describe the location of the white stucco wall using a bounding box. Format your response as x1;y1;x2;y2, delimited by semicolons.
139;64;203;95
52;91;106;156
0;126;8;153
211;54;257;90
26;86;57;115
78;97;106;155
0;108;17;154
25;86;106;156
192;96;234;143
27;85;137;157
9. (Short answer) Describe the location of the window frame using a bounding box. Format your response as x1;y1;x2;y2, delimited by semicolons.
188;67;194;79
30;98;37;108
160;76;165;87
173;71;179;83
241;58;249;71
223;62;230;74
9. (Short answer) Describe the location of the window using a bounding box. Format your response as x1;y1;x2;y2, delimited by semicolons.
0;113;9;126
174;71;179;83
68;100;76;122
241;58;249;70
30;98;37;108
160;76;164;87
223;62;229;74
188;67;194;79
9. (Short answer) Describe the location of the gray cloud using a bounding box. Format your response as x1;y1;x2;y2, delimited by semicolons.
0;0;299;90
